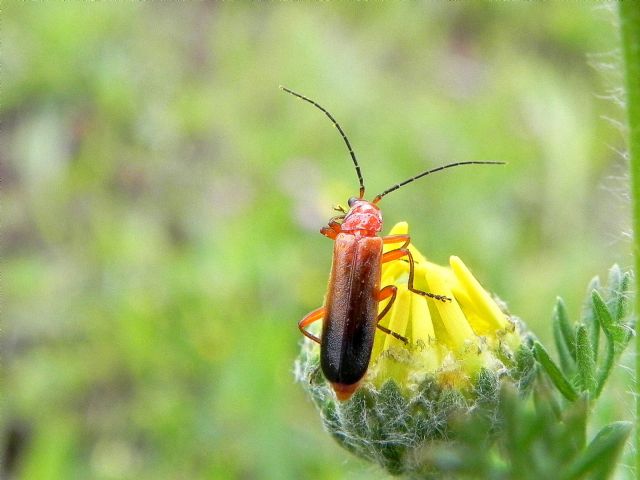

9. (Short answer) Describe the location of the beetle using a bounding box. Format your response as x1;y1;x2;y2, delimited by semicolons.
282;86;503;401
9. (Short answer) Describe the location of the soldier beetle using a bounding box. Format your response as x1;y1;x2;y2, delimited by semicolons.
282;86;503;401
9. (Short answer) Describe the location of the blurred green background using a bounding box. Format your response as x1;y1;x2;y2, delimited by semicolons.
3;3;632;479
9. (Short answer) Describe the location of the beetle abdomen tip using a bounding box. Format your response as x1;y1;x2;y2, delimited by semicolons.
332;382;360;401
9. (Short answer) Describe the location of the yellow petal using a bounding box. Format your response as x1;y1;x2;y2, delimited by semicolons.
383;222;409;254
387;221;409;236
410;294;435;343
423;264;476;351
450;256;507;330
384;222;428;263
383;286;412;350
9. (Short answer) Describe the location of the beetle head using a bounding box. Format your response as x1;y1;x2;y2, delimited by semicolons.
340;199;382;235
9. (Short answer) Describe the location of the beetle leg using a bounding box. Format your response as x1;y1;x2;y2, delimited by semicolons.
298;306;324;344
381;243;452;303
320;216;344;239
376;285;408;344
377;285;398;319
382;233;410;249
320;227;337;239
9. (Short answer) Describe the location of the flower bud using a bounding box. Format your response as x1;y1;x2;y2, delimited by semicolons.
294;222;534;475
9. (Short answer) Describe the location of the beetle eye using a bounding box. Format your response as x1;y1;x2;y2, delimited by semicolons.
348;197;358;207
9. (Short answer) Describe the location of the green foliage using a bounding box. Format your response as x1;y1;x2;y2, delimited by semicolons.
434;387;631;480
526;266;634;479
533;341;578;402
535;265;634;403
553;298;576;371
2;3;632;480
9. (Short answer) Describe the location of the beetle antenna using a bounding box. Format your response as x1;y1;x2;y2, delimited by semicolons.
281;86;365;198
372;161;505;204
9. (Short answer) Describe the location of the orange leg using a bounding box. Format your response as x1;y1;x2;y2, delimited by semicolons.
376;285;408;344
382;234;411;247
381;234;451;303
320;216;344;239
298;306;324;344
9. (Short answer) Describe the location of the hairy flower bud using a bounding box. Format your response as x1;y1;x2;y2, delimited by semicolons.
294;222;534;475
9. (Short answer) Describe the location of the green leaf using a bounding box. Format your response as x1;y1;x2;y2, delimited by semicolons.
606;264;623;301
592;291;616;341
605;265;631;321
575;325;596;396
610;269;632;322
595;335;615;399
500;385;542;474
513;343;537;395
561;421;632;480
592;287;633;397
592;290;631;351
533;341;577;402
553;297;576;372
583;277;601;359
533;372;562;421
560;395;588;455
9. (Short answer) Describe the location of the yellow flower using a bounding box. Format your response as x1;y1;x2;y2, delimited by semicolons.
294;221;534;475
367;222;523;395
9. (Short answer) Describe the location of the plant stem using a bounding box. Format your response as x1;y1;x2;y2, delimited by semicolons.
619;1;640;475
